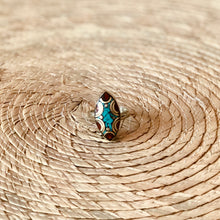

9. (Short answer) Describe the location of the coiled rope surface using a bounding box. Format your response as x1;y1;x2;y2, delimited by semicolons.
0;0;220;219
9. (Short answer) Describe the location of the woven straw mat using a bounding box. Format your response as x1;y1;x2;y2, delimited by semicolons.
0;0;220;219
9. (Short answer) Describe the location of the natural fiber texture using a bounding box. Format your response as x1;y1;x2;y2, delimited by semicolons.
0;0;220;219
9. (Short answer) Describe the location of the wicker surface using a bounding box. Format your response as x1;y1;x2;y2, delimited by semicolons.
0;0;220;219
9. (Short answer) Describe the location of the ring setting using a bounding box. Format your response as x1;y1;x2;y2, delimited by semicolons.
94;92;121;140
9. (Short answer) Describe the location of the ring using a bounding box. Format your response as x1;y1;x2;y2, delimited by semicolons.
94;91;121;140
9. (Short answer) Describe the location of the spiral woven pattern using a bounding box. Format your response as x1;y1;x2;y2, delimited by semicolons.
0;0;220;219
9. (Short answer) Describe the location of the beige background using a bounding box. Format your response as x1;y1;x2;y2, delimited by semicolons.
0;0;220;219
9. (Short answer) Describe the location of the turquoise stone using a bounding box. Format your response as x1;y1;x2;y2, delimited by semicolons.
95;92;120;140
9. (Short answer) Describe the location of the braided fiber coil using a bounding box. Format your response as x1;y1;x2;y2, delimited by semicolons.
0;0;220;219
